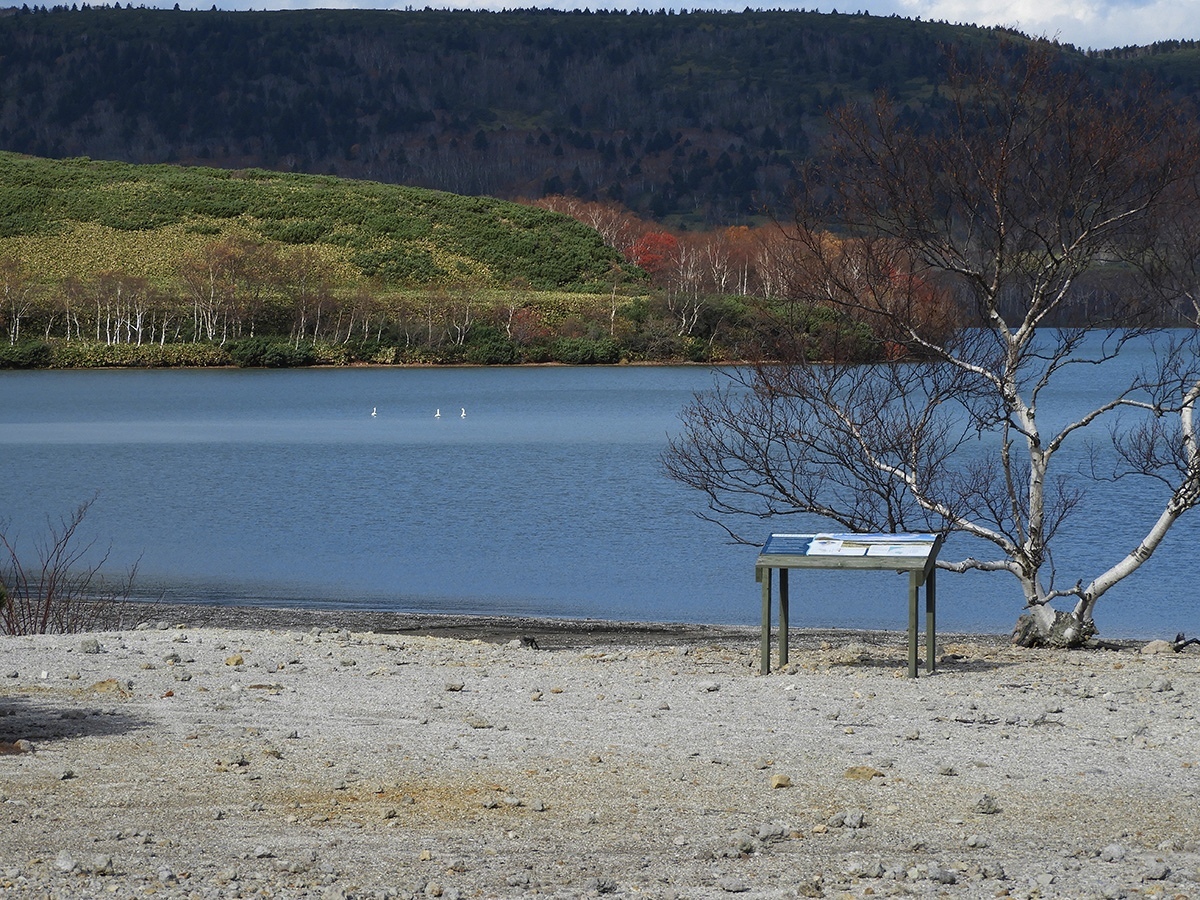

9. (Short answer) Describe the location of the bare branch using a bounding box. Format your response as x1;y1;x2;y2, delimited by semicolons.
666;41;1200;646
0;497;144;635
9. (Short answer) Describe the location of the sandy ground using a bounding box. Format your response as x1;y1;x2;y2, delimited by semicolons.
2;611;1199;899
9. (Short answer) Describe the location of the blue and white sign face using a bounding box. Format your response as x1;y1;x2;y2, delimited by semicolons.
762;533;937;558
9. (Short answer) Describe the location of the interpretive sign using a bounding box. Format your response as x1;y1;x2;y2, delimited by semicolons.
755;532;943;677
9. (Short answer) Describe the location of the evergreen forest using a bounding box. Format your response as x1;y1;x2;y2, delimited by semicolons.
3;7;1199;226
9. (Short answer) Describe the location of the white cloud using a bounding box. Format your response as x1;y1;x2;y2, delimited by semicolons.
891;0;1199;49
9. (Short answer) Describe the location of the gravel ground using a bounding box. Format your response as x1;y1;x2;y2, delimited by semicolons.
2;613;1198;900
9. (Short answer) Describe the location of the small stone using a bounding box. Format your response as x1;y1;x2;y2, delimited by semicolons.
79;638;102;654
90;854;115;875
769;773;792;789
444;682;465;692
845;858;885;878
937;762;958;776
1141;640;1175;655
845;765;885;781
225;654;245;667
55;851;77;873
930;868;957;884
756;822;787;842
717;876;750;892
965;834;989;848
830;808;865;828
699;681;720;692
980;862;1006;880
1143;862;1171;880
1100;843;1127;862
89;678;131;696
731;832;759;853
975;793;1001;815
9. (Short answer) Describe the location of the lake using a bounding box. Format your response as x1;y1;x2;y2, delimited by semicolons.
0;354;1196;639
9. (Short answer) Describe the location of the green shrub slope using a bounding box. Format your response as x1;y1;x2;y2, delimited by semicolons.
0;151;635;292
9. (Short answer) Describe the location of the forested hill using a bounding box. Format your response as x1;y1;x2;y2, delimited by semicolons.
2;6;1199;226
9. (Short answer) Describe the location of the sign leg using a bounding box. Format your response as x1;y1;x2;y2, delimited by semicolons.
760;567;772;675
908;571;919;678
779;568;789;668
926;569;937;673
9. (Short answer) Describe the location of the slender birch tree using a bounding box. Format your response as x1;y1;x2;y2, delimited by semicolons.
665;43;1200;646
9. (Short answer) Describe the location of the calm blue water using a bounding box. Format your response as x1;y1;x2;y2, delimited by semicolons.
0;351;1196;638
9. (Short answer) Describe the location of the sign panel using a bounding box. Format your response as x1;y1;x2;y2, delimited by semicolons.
760;532;938;559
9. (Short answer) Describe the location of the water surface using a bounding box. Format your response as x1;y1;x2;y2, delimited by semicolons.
1;357;1196;638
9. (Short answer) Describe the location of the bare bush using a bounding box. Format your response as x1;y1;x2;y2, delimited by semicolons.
0;497;142;635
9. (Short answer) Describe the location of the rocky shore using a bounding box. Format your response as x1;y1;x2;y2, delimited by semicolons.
2;613;1198;899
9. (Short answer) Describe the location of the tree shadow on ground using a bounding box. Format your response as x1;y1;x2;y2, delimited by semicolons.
0;693;151;750
772;646;1024;675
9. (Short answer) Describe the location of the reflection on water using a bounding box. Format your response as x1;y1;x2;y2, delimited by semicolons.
0;357;1196;638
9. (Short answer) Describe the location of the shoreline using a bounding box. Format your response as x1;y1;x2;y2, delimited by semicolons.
135;601;1151;653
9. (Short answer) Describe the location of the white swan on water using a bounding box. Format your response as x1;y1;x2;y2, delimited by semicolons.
435;409;441;418
371;407;377;418
460;407;466;418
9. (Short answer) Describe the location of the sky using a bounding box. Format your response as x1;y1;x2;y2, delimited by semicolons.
138;0;1200;53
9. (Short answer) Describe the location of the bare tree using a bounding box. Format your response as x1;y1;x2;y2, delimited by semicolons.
0;256;39;346
0;497;141;635
665;43;1200;646
282;246;336;347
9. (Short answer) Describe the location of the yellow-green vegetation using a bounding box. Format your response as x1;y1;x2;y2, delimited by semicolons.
2;152;851;366
0;152;633;292
0;152;880;367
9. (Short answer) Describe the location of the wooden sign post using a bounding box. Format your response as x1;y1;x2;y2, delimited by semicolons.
755;533;944;677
